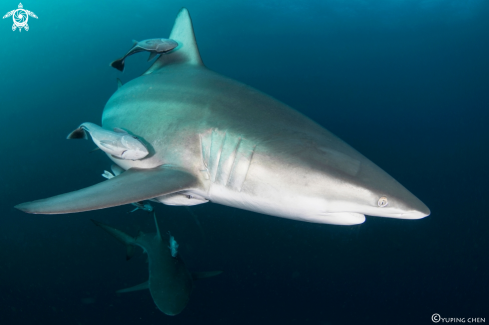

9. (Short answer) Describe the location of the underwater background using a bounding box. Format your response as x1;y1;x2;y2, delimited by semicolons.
0;0;488;324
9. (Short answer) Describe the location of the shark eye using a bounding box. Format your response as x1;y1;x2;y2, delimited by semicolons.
378;196;388;207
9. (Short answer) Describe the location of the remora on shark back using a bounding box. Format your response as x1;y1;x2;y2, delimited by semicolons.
110;38;178;72
15;8;430;225
92;214;221;316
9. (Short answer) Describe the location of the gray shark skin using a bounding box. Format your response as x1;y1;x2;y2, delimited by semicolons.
15;8;430;225
91;214;221;316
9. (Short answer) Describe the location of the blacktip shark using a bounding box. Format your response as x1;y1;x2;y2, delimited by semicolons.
67;122;149;160
16;8;430;225
92;214;221;315
110;38;178;72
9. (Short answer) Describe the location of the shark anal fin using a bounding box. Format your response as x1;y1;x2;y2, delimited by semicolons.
192;271;223;280
15;167;201;214
91;219;137;260
117;281;149;293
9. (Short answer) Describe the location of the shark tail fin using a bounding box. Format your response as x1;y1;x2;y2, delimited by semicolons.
110;58;125;72
91;219;137;260
144;8;203;74
192;271;223;280
116;281;149;293
67;126;88;140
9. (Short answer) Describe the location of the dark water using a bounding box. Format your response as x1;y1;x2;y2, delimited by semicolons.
1;1;488;324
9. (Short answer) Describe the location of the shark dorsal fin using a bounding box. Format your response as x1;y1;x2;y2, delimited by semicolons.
144;8;203;75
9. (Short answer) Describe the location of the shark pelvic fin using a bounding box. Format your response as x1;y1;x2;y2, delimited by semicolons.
192;271;223;280
15;166;201;214
144;8;203;75
116;281;149;293
91;219;137;260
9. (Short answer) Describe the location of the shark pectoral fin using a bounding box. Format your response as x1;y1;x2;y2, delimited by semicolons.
116;281;149;294
91;219;137;260
192;271;223;280
67;127;88;140
147;52;158;61
15;167;201;214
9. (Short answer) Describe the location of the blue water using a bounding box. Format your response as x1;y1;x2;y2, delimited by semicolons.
1;1;488;324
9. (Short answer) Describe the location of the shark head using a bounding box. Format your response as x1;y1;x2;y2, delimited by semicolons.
233;138;430;226
316;155;431;222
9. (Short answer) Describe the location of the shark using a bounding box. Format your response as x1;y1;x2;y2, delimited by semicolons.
15;8;430;225
92;214;221;315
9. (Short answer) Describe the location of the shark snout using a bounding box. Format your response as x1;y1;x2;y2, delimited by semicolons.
400;200;430;219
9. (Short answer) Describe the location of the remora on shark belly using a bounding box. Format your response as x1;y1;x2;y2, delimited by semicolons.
15;8;430;225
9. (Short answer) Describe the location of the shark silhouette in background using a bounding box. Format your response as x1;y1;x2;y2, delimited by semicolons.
92;213;221;315
15;8;429;225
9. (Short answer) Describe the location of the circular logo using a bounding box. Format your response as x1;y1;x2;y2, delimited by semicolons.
432;313;441;323
13;9;28;27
